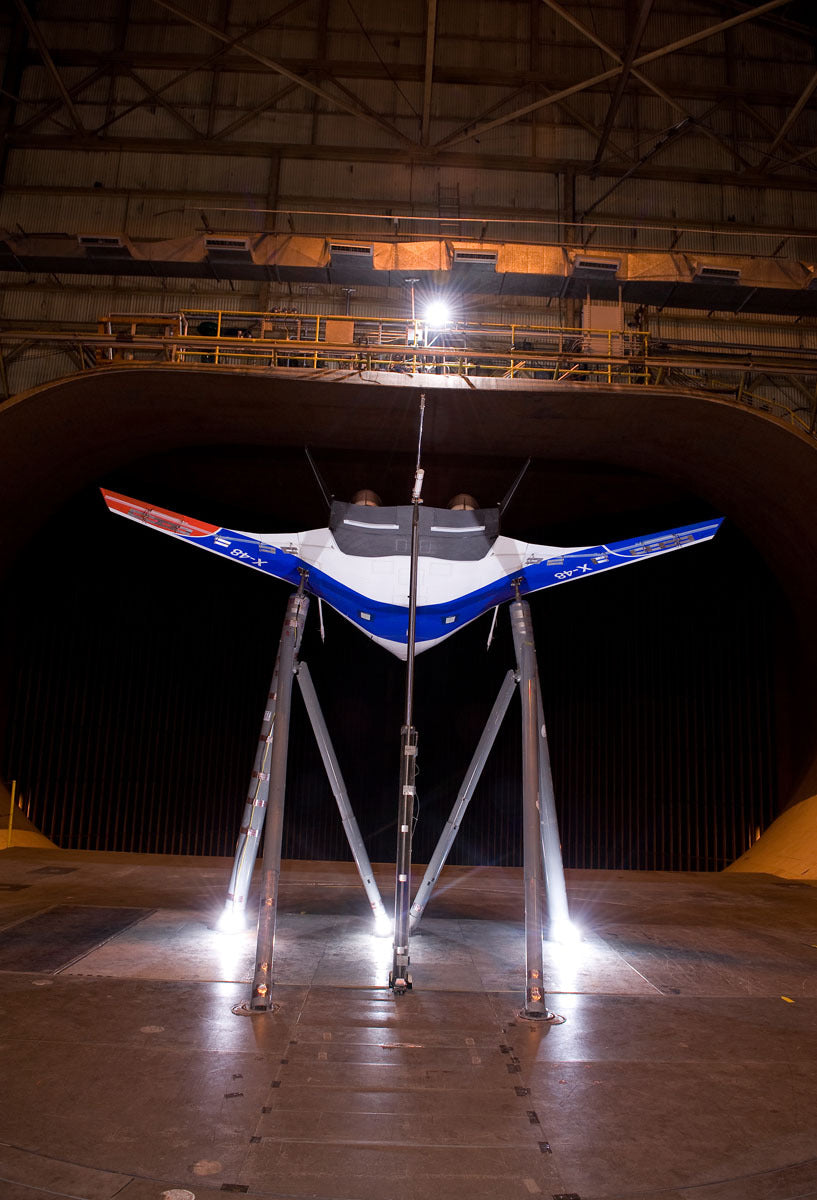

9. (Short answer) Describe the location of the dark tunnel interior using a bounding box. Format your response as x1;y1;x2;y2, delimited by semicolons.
0;440;790;871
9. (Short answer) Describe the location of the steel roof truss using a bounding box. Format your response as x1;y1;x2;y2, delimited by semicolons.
433;0;790;152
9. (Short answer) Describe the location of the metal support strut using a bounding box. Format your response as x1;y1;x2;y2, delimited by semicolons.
296;661;388;929
510;596;562;1023
249;585;309;1011
221;657;281;928
409;669;517;931
536;676;571;941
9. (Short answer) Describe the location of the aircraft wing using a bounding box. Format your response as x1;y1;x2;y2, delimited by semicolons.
439;517;725;635
101;489;306;589
102;489;723;658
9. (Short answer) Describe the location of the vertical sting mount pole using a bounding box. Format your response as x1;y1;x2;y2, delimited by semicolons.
246;580;309;1013
510;592;563;1024
390;393;426;993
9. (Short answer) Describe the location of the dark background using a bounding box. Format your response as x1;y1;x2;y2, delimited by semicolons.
0;447;785;871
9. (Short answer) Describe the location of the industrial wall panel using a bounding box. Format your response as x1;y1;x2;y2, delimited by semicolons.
120;201;218;241
534;125;597;160
218;111;315;144
323;29;424;66
437;0;529;41
230;72;308;112
121;16;214;56
575;175;726;223
736;55;817;94
18;63;112;106
330;77;423;122
422;80;528;123
327;0;423;34
3;148;119;190
31;19;118;54
100;107;202;140
279;157;414;204
230;27;320;60
310;113;418;149
0;285;259;324
0;193;130;236
651;312;817;353
112;153;271;194
4;349;83;396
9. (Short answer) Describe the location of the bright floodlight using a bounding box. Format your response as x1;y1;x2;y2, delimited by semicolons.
217;904;246;934
374;912;393;938
425;300;450;327
550;917;582;946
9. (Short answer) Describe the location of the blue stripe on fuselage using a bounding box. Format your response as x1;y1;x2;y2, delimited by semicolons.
173;519;723;649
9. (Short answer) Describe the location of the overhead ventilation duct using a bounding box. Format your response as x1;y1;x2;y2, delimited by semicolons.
78;235;132;261
693;264;741;285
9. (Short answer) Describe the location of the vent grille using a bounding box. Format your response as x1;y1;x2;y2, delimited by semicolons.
452;249;498;266
204;236;252;263
204;237;249;251
78;235;131;260
571;257;620;277
693;265;741;285
329;243;374;259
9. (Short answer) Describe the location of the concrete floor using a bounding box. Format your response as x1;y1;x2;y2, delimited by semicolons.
1;850;817;1200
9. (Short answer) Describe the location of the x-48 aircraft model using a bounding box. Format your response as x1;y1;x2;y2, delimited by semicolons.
101;488;722;657
102;475;723;1013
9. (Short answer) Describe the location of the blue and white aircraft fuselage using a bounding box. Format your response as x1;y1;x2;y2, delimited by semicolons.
101;489;723;658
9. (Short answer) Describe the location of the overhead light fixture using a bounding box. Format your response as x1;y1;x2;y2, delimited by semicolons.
425;299;451;327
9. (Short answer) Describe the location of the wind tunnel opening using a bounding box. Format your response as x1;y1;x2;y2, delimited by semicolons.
0;443;792;872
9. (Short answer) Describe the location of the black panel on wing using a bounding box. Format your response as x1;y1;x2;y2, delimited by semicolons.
330;501;499;560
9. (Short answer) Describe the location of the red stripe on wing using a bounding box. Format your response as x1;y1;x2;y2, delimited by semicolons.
101;489;220;538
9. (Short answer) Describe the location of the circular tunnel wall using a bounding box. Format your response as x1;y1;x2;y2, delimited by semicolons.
0;366;813;868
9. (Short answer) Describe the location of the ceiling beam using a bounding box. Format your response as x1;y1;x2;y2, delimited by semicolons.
11;0;86;133
125;69;204;139
10;131;817;193
421;0;438;146
541;0;754;171
151;0;417;147
210;80;301;142
591;0;654;171
432;0;790;151
25;49;816;112
756;67;817;171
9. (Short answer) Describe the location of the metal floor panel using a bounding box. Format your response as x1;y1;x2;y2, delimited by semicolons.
1;851;817;1200
0;904;153;973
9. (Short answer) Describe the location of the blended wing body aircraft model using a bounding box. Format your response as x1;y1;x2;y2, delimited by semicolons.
101;488;723;657
102;481;723;1010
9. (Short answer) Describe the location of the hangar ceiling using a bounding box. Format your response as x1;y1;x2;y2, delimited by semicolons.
2;0;817;263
